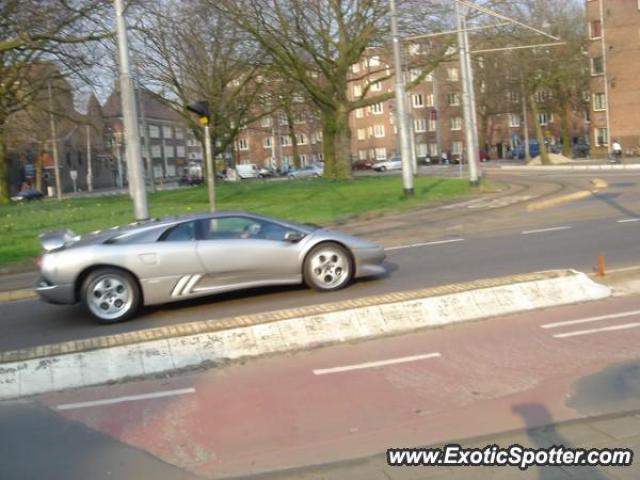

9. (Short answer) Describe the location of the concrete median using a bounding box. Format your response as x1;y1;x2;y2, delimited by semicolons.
0;270;611;400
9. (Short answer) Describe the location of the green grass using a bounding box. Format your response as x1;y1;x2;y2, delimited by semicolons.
0;176;479;267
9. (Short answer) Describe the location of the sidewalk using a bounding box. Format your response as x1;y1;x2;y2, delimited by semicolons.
242;408;640;479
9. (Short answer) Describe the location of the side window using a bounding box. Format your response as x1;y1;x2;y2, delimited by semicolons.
162;221;197;241
201;217;290;241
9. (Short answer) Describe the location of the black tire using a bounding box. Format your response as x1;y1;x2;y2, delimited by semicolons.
379;166;386;172
81;267;141;324
303;242;353;292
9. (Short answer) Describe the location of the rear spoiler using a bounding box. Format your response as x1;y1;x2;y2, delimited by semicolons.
39;229;80;253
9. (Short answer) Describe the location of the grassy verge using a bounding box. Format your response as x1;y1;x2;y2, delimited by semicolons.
0;175;491;267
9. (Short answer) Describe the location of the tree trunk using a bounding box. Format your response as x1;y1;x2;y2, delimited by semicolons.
287;115;301;168
559;108;572;157
529;94;550;165
0;138;8;204
35;149;44;191
321;111;337;179
321;103;352;180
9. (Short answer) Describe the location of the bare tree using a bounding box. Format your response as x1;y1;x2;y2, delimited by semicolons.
0;0;112;203
214;0;455;180
134;0;273;176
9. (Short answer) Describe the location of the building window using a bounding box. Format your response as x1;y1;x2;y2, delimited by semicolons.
175;128;184;140
151;145;161;158
176;145;185;157
409;68;421;81
417;143;428;157
261;116;272;128
425;72;433;82
428;118;437;132
447;67;459;81
352;62;360;74
355;108;364;119
299;154;307;166
595;127;609;146
412;94;424;108
447;92;461;106
375;147;387;160
537;112;552;126
237;139;249;150
414;118;427;132
358;150;367;160
450;117;462;130
591;56;604;75
371;102;384;114
429;143;439;156
279;113;288;125
149;125;160;138
425;93;434;107
373;124;385;138
163;125;172;139
452;141;463;155
590;20;602;39
353;84;362;98
296;133;307;145
593;92;606;111
357;128;366;141
370;80;382;92
263;136;272;148
165;145;175;158
280;135;292;146
368;56;380;67
509;113;521;127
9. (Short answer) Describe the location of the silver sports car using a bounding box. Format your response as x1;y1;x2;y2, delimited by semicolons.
36;212;386;323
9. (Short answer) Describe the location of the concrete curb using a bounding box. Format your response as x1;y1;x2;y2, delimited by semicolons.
0;270;610;400
498;164;640;171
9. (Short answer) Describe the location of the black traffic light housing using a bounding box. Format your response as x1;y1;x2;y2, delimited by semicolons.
186;101;210;123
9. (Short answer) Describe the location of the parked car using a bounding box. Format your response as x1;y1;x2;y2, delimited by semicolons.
372;158;402;172
36;212;386;323
257;167;277;178
510;140;540;160
236;163;260;179
479;150;490;162
287;164;324;179
11;189;44;202
352;159;374;171
572;142;590;159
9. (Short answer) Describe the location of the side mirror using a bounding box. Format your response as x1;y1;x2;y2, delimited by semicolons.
284;231;305;243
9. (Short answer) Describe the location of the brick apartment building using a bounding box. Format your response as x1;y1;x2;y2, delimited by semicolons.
586;0;640;156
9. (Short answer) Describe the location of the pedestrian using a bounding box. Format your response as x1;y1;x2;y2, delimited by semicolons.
611;139;622;163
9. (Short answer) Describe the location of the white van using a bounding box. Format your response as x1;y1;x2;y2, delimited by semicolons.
236;163;259;179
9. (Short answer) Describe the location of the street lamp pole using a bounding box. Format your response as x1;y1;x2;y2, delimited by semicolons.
47;80;63;200
389;0;414;195
455;0;479;186
114;0;149;220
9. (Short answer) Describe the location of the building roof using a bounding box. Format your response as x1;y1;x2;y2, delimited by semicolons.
101;87;183;122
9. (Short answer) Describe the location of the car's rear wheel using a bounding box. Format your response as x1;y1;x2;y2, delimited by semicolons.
379;166;386;172
304;243;352;291
81;268;141;324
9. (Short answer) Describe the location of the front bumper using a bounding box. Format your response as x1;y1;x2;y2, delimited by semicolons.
36;278;76;305
353;246;387;278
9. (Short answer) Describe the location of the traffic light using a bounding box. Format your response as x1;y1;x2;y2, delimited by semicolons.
186;101;210;125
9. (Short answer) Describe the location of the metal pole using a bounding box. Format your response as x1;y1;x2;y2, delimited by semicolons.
136;78;155;193
86;124;93;192
406;92;418;173
389;0;414;195
521;79;531;163
456;0;479;186
203;123;216;211
114;0;148;220
47;81;62;200
462;12;481;179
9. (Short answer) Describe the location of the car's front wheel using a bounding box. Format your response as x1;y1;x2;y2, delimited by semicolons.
81;268;141;323
304;243;352;291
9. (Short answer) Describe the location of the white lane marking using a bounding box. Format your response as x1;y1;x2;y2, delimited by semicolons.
313;352;441;375
522;226;573;235
541;309;640;329
385;239;464;251
553;323;640;339
55;388;196;411
617;218;640;223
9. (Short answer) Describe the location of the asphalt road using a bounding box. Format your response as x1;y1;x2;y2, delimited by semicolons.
1;170;639;352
